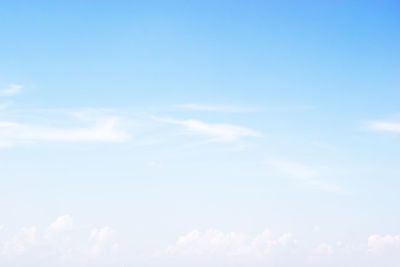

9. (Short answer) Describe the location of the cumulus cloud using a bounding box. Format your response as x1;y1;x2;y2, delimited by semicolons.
367;121;400;133
45;215;74;240
163;229;297;258
159;117;262;142
89;227;118;258
2;226;38;256
0;84;22;96
368;234;400;255
313;243;334;256
162;229;400;265
0;215;118;262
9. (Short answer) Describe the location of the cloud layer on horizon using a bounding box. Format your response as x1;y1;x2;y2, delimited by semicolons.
0;215;118;264
159;228;400;266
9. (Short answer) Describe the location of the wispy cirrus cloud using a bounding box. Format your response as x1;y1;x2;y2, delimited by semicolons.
158;117;262;143
174;104;260;113
367;120;400;133
174;104;314;113
0;84;22;96
268;160;343;192
0;116;130;147
0;101;14;110
0;108;262;148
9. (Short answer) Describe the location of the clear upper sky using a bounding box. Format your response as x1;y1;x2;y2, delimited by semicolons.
0;1;399;266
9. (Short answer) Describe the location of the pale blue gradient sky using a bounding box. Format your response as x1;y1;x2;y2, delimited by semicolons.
0;1;400;266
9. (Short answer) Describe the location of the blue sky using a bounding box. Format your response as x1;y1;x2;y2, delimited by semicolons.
0;1;400;266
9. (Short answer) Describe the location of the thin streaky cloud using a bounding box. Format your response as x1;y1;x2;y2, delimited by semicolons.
274;105;315;111
268;160;344;192
174;104;314;113
367;120;400;133
0;84;22;96
0;116;130;147
0;101;14;110
174;104;261;113
157;117;262;142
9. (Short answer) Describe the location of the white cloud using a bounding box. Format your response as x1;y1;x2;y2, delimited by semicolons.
0;84;22;96
0;101;14;110
368;234;400;255
159;117;262;142
367;121;400;133
45;215;73;240
0;116;130;147
163;229;400;263
0;108;261;147
163;229;297;258
313;226;321;232
89;227;118;258
313;243;334;256
174;104;314;112
2;226;38;256
268;160;343;192
0;215;119;262
175;104;259;113
269;160;318;181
